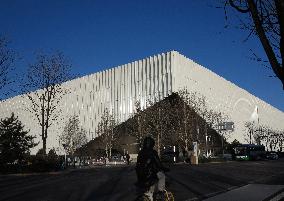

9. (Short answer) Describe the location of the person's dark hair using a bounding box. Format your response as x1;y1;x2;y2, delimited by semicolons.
143;136;155;149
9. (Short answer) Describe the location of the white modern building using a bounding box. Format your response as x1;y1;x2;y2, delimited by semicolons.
0;51;283;153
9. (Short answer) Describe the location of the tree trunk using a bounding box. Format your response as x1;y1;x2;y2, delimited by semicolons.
183;101;188;153
105;144;108;159
41;95;46;154
43;137;46;155
185;139;188;154
205;125;208;157
110;129;113;158
109;145;112;158
247;0;284;89
157;131;160;157
44;90;51;154
138;115;141;146
158;108;161;157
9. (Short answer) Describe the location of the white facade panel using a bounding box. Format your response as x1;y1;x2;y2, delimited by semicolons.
171;51;284;147
0;51;283;153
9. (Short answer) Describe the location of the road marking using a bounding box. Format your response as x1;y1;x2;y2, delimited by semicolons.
268;192;284;201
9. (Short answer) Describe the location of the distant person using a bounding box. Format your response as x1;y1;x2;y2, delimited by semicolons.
135;136;169;200
105;157;109;165
125;152;130;165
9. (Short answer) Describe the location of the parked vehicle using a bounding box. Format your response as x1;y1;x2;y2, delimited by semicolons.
92;157;105;165
107;156;125;165
266;152;279;160
233;144;266;161
161;145;179;163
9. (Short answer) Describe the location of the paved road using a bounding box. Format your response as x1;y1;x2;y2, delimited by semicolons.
0;159;283;201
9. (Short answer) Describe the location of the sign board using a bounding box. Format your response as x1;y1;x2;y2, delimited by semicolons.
218;122;234;131
192;142;199;165
193;141;198;157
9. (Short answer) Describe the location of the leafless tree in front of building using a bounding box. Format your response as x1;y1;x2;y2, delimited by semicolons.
97;109;117;159
22;52;73;154
59;115;88;166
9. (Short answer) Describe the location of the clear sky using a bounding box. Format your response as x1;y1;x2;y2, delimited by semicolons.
0;0;283;112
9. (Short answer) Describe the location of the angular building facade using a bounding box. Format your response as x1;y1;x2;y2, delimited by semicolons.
0;51;283;154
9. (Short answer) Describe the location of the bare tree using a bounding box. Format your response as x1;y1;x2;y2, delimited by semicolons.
124;91;226;158
22;52;73;154
97;109;117;159
179;89;229;156
0;36;15;98
133;101;147;146
225;0;284;89
277;131;284;151
176;90;197;156
244;121;284;151
251;124;284;151
244;121;272;145
179;90;206;151
136;97;180;156
127;97;177;157
59;115;88;165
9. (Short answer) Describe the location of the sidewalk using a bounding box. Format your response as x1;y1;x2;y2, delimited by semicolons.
202;184;284;201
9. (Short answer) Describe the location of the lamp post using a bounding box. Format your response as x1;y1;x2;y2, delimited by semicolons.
217;122;234;156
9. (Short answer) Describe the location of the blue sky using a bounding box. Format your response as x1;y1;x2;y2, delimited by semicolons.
0;0;283;112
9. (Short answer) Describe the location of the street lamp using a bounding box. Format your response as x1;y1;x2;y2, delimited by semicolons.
217;122;234;155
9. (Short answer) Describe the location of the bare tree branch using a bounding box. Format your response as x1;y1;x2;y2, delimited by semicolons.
229;0;250;13
225;0;284;89
21;52;73;154
0;36;16;97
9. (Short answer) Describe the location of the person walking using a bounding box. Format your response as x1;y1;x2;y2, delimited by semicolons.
125;152;130;165
135;136;169;201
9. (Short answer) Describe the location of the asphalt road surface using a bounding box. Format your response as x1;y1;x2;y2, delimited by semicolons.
0;159;284;201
